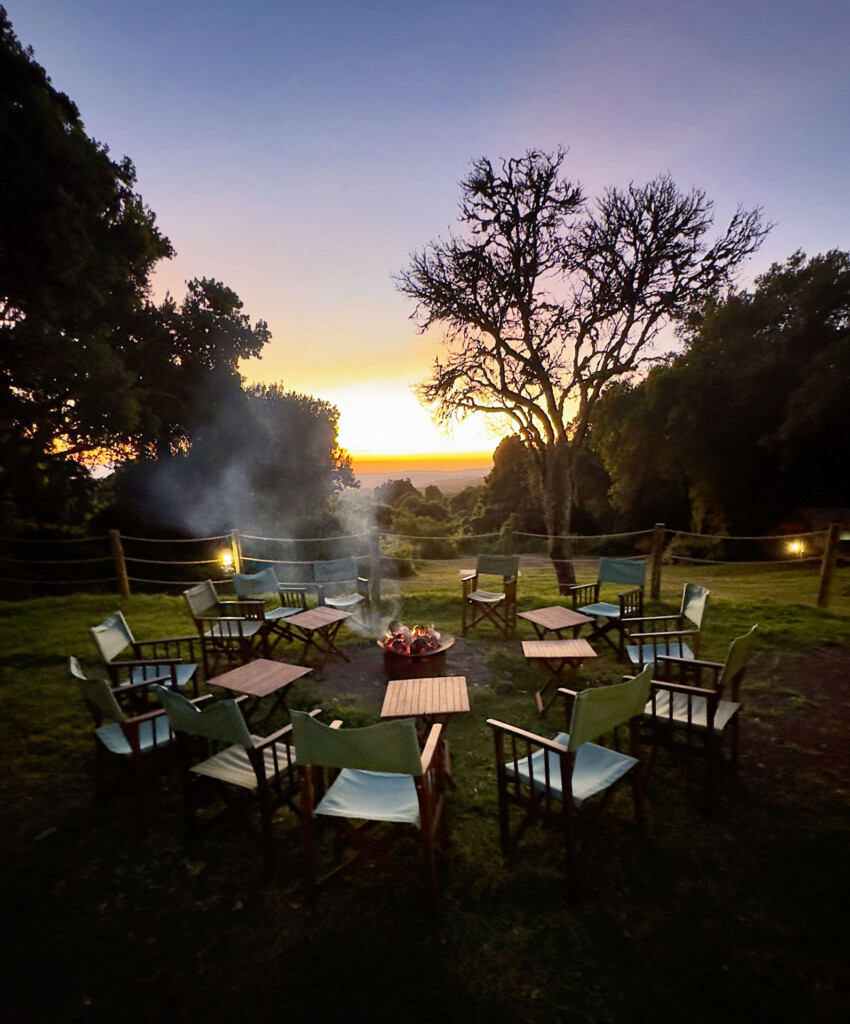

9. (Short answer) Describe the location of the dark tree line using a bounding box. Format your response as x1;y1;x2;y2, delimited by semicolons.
592;249;850;534
0;9;353;537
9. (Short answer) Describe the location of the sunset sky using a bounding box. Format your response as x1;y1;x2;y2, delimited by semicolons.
10;0;850;468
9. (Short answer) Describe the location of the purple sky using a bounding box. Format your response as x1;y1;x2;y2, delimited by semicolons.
9;0;850;459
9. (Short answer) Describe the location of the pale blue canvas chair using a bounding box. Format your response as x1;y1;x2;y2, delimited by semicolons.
70;656;174;833
183;580;269;677
567;557;646;656
155;685;320;874
461;554;519;638
622;583;710;670
645;625;758;810
90;610;199;695
232;567;308;651
313;557;369;615
487;665;652;890
291;711;447;908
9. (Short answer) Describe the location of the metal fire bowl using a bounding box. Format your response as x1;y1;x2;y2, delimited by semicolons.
377;635;455;679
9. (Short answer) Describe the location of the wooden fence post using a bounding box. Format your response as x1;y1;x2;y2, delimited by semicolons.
817;523;841;609
230;529;243;574
650;522;666;600
109;530;131;599
369;527;382;605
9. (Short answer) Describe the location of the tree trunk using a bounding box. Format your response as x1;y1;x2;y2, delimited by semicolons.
540;441;577;591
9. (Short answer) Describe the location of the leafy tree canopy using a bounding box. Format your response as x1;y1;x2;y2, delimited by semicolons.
594;250;850;533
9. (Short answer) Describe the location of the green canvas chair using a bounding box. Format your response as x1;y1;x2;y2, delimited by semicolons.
154;685;320;874
487;665;652;891
622;583;710;670
70;656;174;833
644;625;758;810
232;567;308;651
461;554;520;639
291;711;448;908
183;580;269;677
313;557;369;616
567;557;646;656
90;610;199;695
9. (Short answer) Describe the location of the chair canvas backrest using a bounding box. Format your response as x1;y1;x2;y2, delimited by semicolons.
566;665;652;751
184;580;219;618
313;557;359;586
291;711;423;776
90;611;134;663
681;583;710;628
69;656;126;724
155;686;253;748
719;625;758;690
476;554;519;580
597;557;646;589
233;568;278;599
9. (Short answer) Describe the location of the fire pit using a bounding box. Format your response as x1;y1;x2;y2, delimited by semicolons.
377;623;455;679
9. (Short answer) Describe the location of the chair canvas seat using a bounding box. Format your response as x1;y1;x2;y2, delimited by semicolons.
468;589;506;605
323;592;365;612
579;601;621;619
645;693;741;734
504;731;638;808
128;663;198;690
95;715;172;757
264;606;300;622
625;640;695;667
315;768;421;826
190;740;294;791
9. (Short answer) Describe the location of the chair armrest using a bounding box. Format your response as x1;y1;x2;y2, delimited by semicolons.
486;718;568;755
627;629;699;641
621;614;682;627
648;679;719;700
218;599;266;618
565;583;599;607
420;723;444;773
619;587;644;617
461;573;479;599
114;677;170;693
109;657;184;667
135;635;197;647
657;654;723;670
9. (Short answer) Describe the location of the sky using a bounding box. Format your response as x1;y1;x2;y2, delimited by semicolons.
8;0;850;466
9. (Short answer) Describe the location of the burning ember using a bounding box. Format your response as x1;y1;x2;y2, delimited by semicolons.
381;622;442;655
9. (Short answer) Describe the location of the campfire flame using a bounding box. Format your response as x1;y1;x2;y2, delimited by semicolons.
380;622;442;655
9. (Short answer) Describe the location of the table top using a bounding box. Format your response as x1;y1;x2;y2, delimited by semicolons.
286;606;352;629
210;658;313;697
381;676;470;719
518;606;593;630
522;638;597;661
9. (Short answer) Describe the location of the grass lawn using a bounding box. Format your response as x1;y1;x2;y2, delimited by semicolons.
2;561;849;1023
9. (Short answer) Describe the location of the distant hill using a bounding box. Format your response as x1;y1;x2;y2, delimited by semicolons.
354;466;489;494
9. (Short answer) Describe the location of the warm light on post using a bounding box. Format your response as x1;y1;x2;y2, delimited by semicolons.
786;539;805;559
220;549;235;574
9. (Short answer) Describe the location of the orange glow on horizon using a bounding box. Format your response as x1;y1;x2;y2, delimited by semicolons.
351;452;493;474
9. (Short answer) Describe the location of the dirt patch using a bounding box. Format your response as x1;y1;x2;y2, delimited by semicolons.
318;636;850;793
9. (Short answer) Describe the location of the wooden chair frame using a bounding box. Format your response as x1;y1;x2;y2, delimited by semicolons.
621;583;710;670
296;720;448;910
487;674;648;893
231;568;309;652
157;687;323;875
567;558;646;656
461;555;519;639
183;580;270;677
643;625;757;810
90;610;199;696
